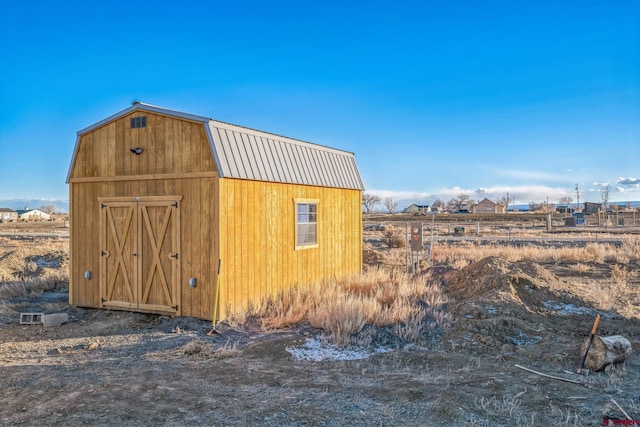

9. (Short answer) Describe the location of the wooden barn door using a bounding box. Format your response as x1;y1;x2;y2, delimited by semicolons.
99;196;182;315
100;200;137;310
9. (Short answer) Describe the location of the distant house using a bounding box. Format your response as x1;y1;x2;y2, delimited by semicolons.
15;208;51;221
556;205;573;214
0;208;18;221
472;198;505;214
403;204;431;214
584;202;602;215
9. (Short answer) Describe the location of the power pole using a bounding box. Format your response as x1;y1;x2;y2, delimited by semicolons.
575;184;580;213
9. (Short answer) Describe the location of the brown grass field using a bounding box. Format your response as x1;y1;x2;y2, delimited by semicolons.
1;217;639;426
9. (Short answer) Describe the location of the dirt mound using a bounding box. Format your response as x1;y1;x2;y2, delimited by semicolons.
438;257;600;356
443;256;589;315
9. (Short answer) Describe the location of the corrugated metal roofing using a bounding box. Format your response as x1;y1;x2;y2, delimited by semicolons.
208;120;363;190
68;102;364;190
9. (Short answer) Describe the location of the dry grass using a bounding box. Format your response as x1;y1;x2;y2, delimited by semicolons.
0;238;69;316
181;340;240;359
229;236;640;345
235;267;451;347
432;237;640;265
469;389;534;427
604;265;637;311
568;263;592;274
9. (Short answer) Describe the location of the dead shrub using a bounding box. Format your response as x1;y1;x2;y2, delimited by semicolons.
0;282;28;299
621;236;640;261
585;243;607;263
394;308;427;343
604;264;636;311
258;287;308;331
308;296;367;346
382;229;406;249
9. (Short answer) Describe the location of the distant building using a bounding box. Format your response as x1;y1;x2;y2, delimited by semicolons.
15;208;51;221
0;208;18;221
556;205;573;214
472;198;505;214
403;204;431;214
583;202;602;215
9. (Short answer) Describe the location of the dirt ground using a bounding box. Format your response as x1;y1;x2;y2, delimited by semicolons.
2;230;640;426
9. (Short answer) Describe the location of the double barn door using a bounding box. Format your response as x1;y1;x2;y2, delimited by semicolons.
99;196;182;315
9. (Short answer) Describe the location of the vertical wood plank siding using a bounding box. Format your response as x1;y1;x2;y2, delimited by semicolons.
70;112;216;180
69;106;362;321
217;179;362;318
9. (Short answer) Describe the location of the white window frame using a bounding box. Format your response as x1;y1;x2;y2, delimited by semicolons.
294;198;319;250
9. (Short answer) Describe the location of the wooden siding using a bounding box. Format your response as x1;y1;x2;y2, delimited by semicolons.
217;178;362;318
69;177;219;319
69;111;216;180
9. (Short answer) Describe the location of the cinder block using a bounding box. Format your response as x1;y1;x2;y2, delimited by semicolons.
42;313;69;328
20;313;44;325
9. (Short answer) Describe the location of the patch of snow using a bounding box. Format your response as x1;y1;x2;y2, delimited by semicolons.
508;331;541;346
285;338;390;362
543;301;592;315
35;257;59;268
484;305;497;315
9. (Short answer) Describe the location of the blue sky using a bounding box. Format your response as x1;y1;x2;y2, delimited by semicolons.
1;0;638;211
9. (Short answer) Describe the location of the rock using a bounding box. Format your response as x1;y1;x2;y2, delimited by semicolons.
42;313;69;328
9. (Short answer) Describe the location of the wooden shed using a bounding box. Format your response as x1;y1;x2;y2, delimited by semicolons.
67;102;363;321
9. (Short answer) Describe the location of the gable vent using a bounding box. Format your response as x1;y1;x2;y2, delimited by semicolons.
130;116;147;129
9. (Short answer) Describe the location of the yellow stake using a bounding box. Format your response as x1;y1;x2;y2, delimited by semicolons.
210;259;221;333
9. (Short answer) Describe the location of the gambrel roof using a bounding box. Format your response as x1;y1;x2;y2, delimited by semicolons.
68;102;364;190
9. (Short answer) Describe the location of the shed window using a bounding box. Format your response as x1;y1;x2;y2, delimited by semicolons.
295;200;318;249
130;116;147;128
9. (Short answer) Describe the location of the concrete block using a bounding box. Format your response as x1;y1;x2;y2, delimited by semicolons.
42;313;69;328
20;313;44;325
